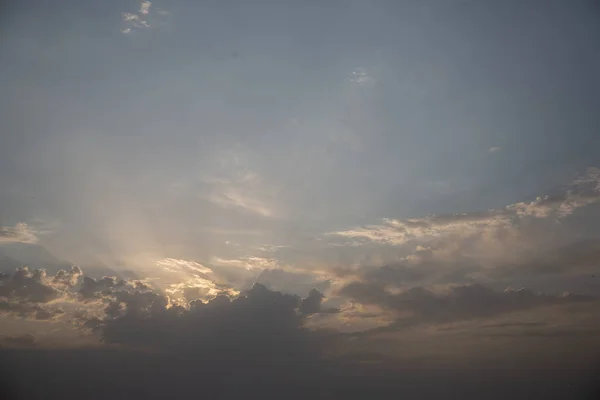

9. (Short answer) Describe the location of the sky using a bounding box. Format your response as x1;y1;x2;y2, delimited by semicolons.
1;1;600;398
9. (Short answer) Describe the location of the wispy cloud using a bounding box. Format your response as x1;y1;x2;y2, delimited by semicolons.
328;168;600;247
121;1;169;34
489;146;502;153
349;68;375;86
201;150;277;217
153;258;239;302
207;188;273;217
211;256;279;271
122;12;149;28
155;258;213;275
0;223;38;244
139;1;152;15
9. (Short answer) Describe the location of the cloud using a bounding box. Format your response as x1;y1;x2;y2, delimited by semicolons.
95;283;336;360
139;1;151;15
0;265;153;324
255;268;332;297
495;238;600;278
0;263;338;352
0;268;64;320
121;1;169;33
299;288;339;315
212;256;279;271
0;300;65;320
328;168;600;247
0;267;60;303
340;282;595;327
0;266;85;320
349;68;375;86
2;334;36;346
489;146;502;152
122;12;149;28
155;258;212;275
0;223;37;244
1;267;600;398
207;188;273;216
200;151;277;217
328;211;513;246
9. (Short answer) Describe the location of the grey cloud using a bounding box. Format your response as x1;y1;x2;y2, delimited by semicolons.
0;267;60;303
79;275;129;299
482;239;600;289
337;252;480;290
340;282;595;326
96;283;336;361
0;223;37;244
299;288;325;314
0;299;64;320
52;265;83;287
516;239;600;276
0;266;141;322
299;288;339;315
2;334;36;347
0;266;78;320
253;268;332;297
481;321;547;329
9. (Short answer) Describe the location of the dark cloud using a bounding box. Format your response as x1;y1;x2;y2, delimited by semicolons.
79;275;127;298
2;334;35;347
0;267;59;303
0;266;69;320
481;321;547;329
340;282;596;326
52;266;83;287
253;268;332;297
0;299;64;320
1;341;599;399
0;270;599;399
299;288;339;315
0;266;598;399
96;283;336;360
502;239;600;277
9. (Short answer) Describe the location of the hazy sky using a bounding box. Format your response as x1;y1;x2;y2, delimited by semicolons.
1;2;600;397
2;0;599;267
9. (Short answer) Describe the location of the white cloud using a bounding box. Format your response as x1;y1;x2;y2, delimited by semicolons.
0;223;38;244
155;258;213;275
489;146;502;153
122;12;139;22
139;1;152;15
211;256;279;271
152;258;239;302
328;211;512;246
349;68;375;86
121;1;168;33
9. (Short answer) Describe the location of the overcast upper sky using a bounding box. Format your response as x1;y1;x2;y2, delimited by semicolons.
1;1;600;398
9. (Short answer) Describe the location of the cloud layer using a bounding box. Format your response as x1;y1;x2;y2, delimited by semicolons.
0;223;37;244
